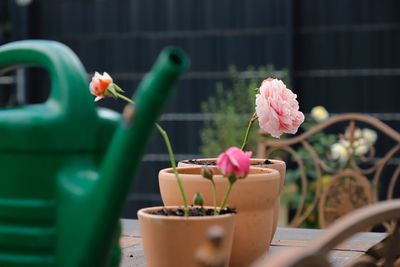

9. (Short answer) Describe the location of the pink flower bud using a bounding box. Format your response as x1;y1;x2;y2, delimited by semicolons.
216;147;252;179
201;167;214;180
255;78;304;138
89;72;113;101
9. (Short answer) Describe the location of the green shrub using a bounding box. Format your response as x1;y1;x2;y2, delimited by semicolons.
200;65;289;156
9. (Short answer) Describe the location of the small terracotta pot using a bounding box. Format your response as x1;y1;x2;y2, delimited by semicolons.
178;158;286;239
138;206;235;267
159;166;280;267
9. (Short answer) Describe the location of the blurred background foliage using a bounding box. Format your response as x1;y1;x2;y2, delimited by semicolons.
200;65;289;156
280;112;338;228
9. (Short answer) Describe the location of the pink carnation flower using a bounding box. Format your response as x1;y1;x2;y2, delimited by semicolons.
217;147;252;179
255;78;304;138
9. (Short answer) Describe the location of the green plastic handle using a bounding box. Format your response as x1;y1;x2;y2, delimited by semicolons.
0;40;97;151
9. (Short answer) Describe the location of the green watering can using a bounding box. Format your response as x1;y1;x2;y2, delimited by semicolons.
0;40;189;266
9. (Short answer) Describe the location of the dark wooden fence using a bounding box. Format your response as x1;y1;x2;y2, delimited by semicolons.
3;0;400;218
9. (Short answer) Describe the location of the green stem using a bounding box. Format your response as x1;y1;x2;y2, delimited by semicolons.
117;93;189;216
116;93;134;104
218;181;234;214
155;123;189;217
240;112;258;150
211;180;217;215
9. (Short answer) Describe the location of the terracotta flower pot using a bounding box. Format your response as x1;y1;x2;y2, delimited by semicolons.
159;166;280;267
178;158;286;239
138;206;235;267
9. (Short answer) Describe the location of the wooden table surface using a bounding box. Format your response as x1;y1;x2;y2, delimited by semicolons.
119;219;386;267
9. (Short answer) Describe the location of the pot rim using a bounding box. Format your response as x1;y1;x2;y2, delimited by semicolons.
179;158;285;165
159;166;280;182
137;206;236;221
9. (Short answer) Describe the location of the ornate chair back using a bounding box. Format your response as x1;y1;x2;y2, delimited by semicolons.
257;113;400;228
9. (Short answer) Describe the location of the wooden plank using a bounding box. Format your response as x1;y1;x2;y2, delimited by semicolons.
119;220;386;267
269;245;364;267
120;237;145;267
272;227;386;252
120;236;140;249
120;220;145;267
121;219;141;237
120;241;367;267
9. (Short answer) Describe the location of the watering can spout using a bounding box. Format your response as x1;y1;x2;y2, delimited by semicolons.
58;47;189;266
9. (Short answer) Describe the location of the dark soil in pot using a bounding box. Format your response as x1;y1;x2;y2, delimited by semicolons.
150;207;236;216
182;159;273;166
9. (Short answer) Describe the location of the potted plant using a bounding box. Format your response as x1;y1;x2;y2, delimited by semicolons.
140;155;280;267
162;78;304;266
177;157;286;241
160;158;280;267
89;72;255;267
90;72;303;267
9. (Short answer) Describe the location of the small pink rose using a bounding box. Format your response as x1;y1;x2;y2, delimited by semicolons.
217;147;252;179
89;72;113;101
255;78;304;138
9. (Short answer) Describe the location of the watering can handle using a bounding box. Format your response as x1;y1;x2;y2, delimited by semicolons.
0;40;96;123
0;40;97;151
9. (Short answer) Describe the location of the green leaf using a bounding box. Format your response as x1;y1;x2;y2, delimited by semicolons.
193;192;204;206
